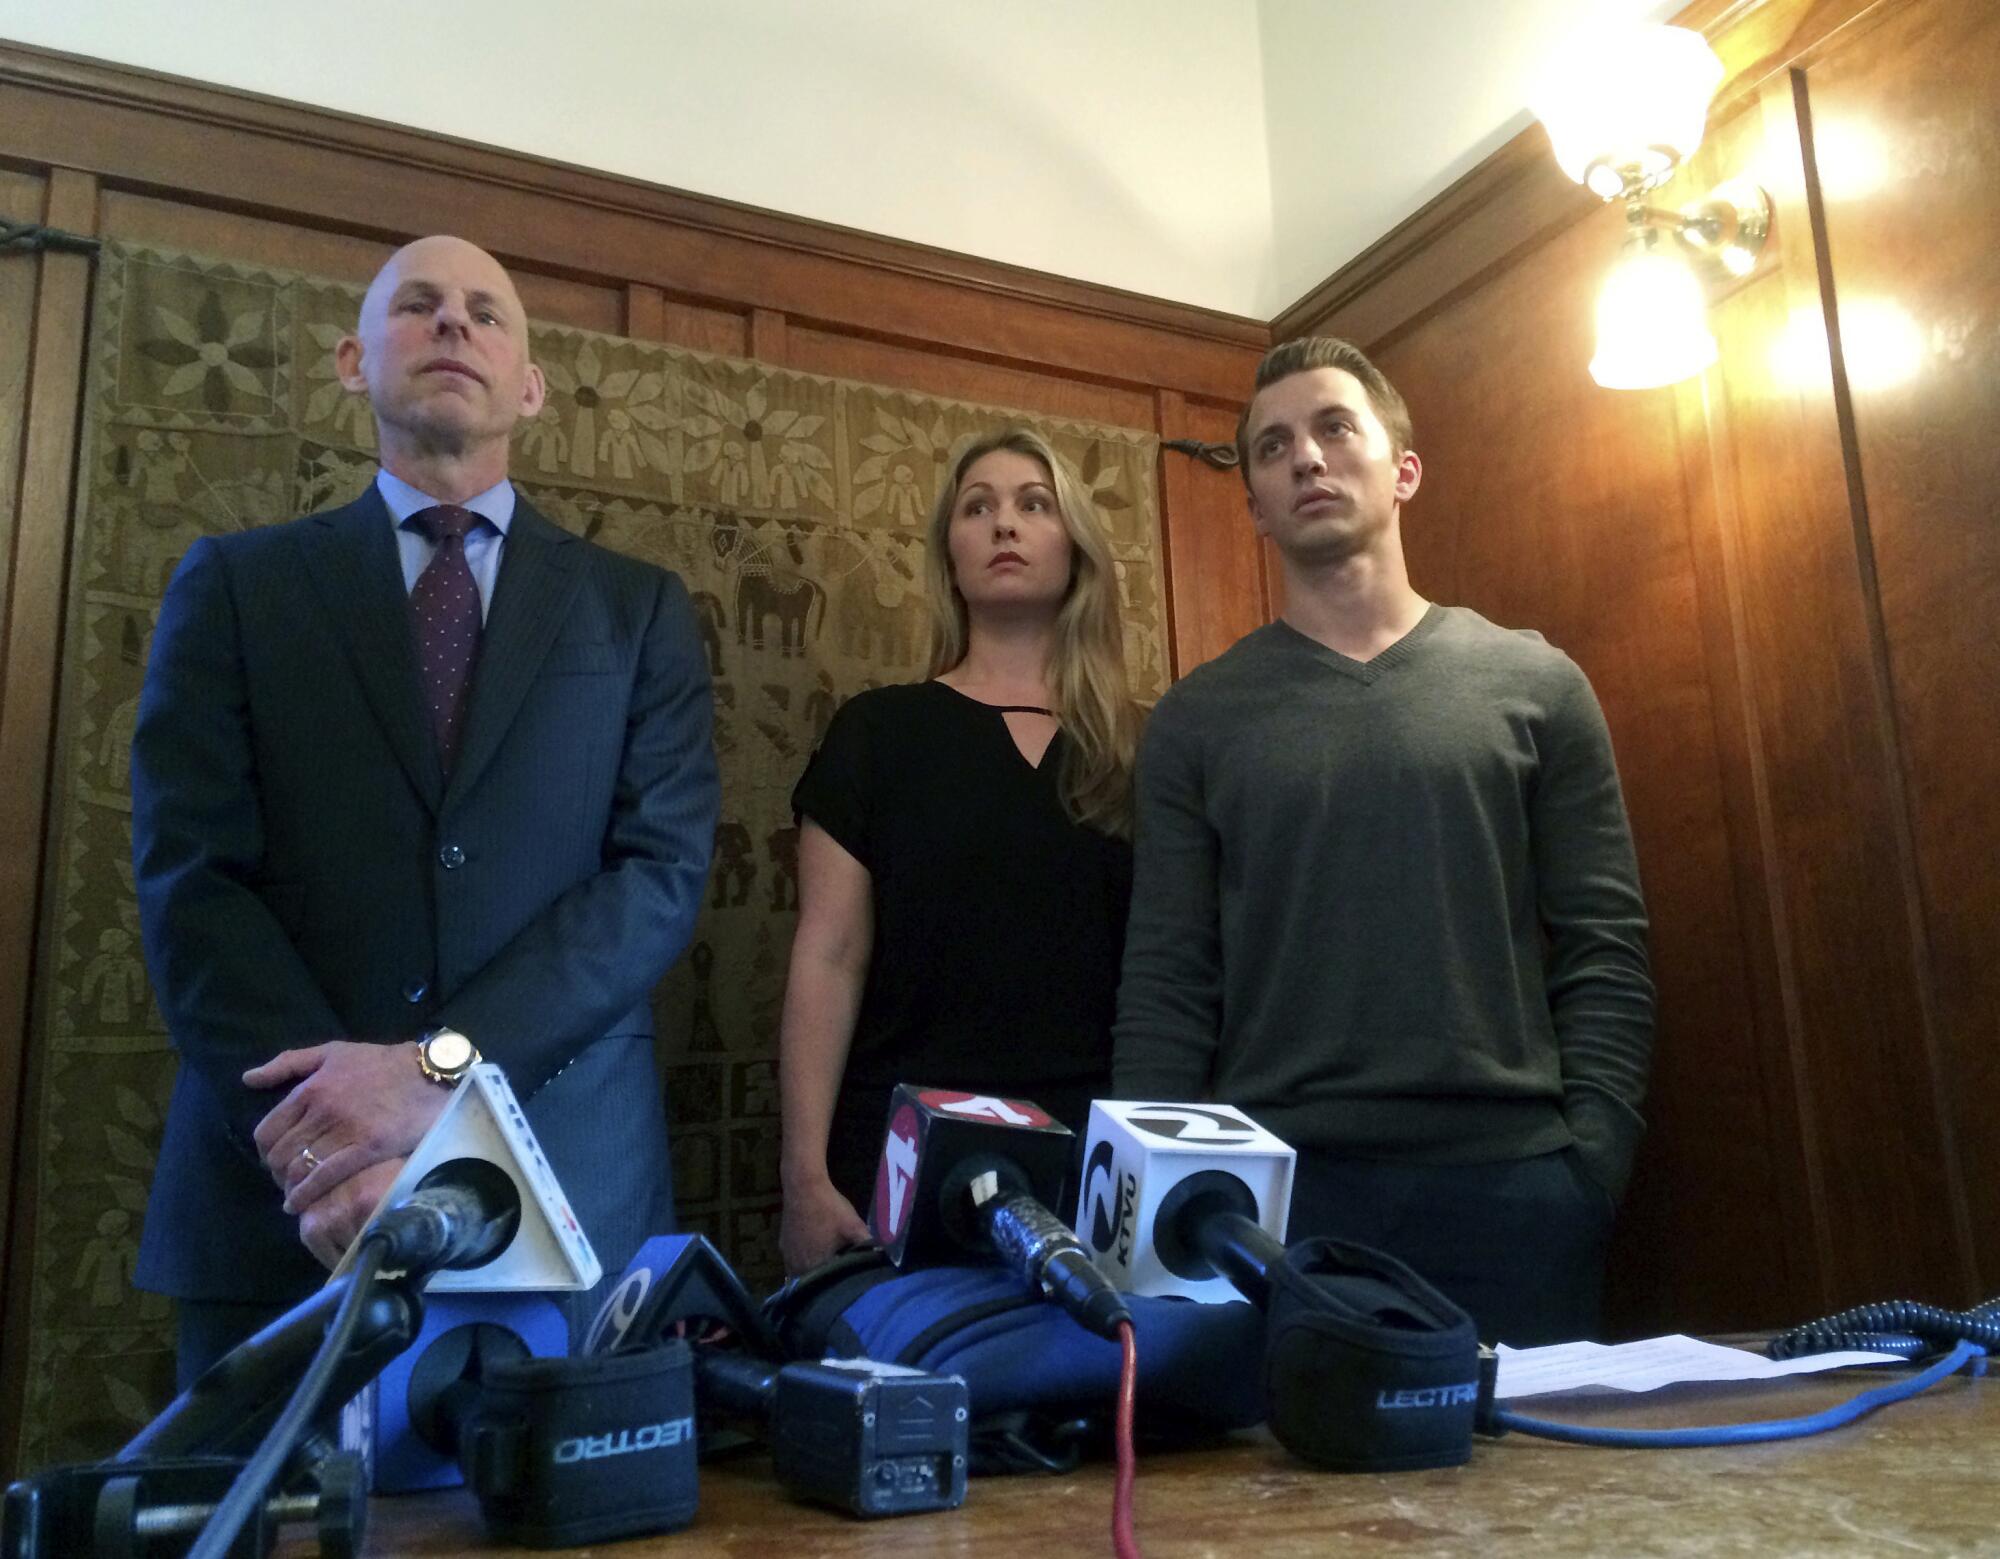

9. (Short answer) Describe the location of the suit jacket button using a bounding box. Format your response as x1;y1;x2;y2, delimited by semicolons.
402;979;429;1004
438;844;466;870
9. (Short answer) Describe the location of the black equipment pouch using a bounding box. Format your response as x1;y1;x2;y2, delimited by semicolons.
459;1342;698;1547
1262;1236;1481;1472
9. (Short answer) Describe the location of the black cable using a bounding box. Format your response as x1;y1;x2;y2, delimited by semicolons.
1161;437;1239;470
186;1232;392;1559
1766;1297;2000;1361
0;221;102;256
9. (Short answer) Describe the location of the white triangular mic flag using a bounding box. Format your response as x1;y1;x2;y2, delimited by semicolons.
330;1062;600;1291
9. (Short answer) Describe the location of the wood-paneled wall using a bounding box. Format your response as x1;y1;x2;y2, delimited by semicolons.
1289;0;1996;1330
0;42;1271;1462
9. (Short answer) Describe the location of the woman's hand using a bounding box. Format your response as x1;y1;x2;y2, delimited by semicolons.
780;1175;874;1275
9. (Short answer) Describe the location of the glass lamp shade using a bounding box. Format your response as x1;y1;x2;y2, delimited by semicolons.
1589;242;1718;390
1532;24;1725;198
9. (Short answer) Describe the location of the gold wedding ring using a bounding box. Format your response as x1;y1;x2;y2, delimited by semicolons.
298;1144;322;1172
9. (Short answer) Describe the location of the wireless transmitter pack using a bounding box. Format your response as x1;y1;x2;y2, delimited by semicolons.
591;1234;970;1518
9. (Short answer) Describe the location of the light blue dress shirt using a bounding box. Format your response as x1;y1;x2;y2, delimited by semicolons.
376;468;515;624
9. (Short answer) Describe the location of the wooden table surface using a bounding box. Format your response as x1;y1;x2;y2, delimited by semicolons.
342;1363;1997;1557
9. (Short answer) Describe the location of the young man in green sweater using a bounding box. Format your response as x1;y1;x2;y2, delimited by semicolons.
1112;338;1653;1344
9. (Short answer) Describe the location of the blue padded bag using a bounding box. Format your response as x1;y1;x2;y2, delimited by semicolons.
811;1262;1266;1430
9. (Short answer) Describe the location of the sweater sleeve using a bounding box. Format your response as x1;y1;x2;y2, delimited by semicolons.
1535;660;1656;1204
1112;693;1224;1101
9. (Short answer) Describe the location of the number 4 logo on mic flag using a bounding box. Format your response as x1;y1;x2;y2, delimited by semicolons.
918;1090;1054;1128
875;1105;922;1239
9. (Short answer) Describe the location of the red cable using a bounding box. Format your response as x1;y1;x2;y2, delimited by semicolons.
1112;1318;1143;1559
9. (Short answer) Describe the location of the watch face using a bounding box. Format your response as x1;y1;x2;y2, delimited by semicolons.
428;1029;474;1072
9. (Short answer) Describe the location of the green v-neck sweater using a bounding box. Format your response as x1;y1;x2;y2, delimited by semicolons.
1112;605;1654;1202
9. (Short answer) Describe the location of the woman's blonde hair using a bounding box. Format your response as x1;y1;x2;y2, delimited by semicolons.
923;427;1141;836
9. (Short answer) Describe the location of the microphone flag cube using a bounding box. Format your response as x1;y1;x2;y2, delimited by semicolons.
583;1234;776;1359
867;1085;1075;1267
1075;1101;1295;1303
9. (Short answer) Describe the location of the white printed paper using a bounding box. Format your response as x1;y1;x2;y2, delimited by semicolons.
1492;1334;1903;1400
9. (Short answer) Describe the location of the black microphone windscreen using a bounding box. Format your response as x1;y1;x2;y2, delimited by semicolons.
372;1156;523;1272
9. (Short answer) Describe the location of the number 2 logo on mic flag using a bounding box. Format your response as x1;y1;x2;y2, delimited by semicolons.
1125;1105;1260;1144
1083;1138;1132;1258
875;1104;921;1239
584;1264;653;1355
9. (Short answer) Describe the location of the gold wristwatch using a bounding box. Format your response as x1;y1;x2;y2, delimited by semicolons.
416;1027;480;1087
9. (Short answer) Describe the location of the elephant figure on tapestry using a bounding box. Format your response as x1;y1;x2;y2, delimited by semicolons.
736;571;826;657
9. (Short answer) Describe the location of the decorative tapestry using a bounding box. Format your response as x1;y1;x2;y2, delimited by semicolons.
19;240;1168;1465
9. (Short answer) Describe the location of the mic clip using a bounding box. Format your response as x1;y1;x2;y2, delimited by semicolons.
0;1449;367;1559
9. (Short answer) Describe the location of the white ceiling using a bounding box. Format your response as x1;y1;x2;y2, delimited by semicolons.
1;0;1680;319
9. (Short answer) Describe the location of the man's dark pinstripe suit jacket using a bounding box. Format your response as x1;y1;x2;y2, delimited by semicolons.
130;479;718;1317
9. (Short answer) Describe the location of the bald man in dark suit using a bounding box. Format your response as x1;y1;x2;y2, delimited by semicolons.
132;236;718;1384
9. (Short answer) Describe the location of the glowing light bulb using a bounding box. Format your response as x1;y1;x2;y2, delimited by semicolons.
1589;240;1718;390
1533;23;1725;198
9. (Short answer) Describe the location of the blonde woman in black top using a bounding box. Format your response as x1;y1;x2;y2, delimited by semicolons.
779;427;1141;1275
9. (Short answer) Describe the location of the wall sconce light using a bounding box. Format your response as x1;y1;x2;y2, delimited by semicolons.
1589;181;1772;388
1532;24;1769;390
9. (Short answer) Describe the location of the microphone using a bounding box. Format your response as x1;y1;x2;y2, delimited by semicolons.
1072;1101;1296;1304
869;1085;1131;1340
331;1061;601;1294
120;1277;425;1463
365;1158;523;1274
119;1158;530;1467
330;1070;601;1497
1075;1104;1489;1472
584;1233;778;1358
342;1290;570;1493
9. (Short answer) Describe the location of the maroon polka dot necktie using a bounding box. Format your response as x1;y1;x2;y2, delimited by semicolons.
407;504;484;774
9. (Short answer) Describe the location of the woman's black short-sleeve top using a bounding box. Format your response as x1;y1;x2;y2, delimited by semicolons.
791;681;1132;1139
